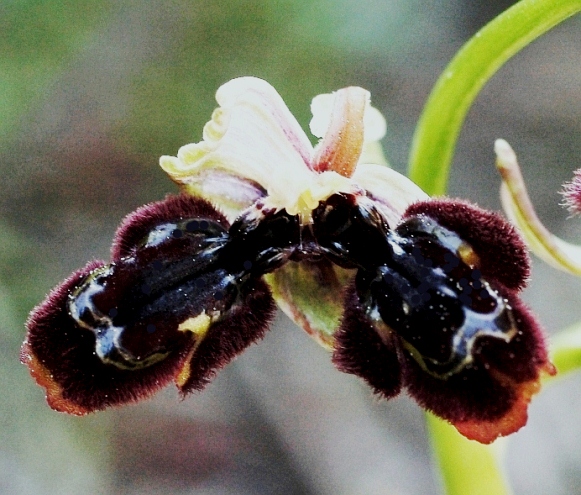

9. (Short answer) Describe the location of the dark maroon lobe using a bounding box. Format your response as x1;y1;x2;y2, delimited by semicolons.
22;195;276;414
404;198;530;290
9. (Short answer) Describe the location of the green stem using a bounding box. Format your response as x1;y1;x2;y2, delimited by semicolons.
413;2;581;494
548;321;581;377
427;413;513;495
408;0;581;196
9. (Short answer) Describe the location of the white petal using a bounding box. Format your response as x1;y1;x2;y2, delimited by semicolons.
179;169;266;222
309;90;387;143
352;163;429;227
160;77;315;216
310;88;388;181
309;93;336;138
274;170;357;219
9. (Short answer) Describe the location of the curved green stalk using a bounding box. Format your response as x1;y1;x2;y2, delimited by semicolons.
410;2;581;494
427;413;513;495
549;322;581;377
408;0;581;196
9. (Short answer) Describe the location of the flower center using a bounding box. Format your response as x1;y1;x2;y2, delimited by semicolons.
266;170;358;223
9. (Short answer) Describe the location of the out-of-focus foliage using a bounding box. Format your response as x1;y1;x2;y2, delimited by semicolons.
3;1;581;494
0;1;114;140
0;3;456;493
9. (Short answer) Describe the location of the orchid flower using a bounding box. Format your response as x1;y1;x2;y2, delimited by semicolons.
22;77;553;445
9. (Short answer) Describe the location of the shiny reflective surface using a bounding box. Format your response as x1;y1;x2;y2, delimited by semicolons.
68;193;519;380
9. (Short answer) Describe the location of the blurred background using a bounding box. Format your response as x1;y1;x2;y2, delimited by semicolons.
1;1;581;493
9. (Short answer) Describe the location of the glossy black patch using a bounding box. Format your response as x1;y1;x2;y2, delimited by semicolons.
23;260;195;413
404;199;530;290
365;215;517;378
69;202;233;371
111;194;229;260
24;191;549;433
401;287;548;425
24;195;278;412
224;206;301;274
311;193;391;269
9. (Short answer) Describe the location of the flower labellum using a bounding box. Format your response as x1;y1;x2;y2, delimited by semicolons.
23;78;553;443
332;198;554;443
22;195;276;414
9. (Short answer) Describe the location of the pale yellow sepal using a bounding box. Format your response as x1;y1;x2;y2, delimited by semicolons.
352;163;429;226
265;170;357;221
310;89;387;143
310;87;388;179
495;139;581;276
161;77;394;221
160;77;315;219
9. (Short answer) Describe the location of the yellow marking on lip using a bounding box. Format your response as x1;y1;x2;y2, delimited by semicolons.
175;312;212;388
457;243;480;268
177;312;212;337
